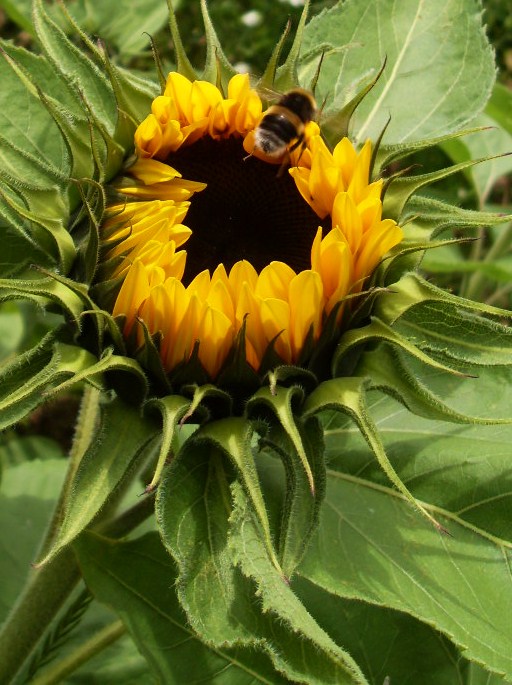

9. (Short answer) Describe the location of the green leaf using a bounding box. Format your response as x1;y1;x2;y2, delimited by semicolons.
157;436;368;684
36;397;159;567
75;531;294;685
230;482;368;684
300;381;512;680
0;458;67;623
292;579;468;685
300;0;495;144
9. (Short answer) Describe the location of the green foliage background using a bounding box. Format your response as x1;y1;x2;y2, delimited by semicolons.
0;1;511;684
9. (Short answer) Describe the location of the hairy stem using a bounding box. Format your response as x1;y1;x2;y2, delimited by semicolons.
0;548;81;684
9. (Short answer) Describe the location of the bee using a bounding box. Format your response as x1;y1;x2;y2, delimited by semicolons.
253;88;317;159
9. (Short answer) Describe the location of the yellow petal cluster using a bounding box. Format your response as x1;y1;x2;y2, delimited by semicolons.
101;72;404;379
290;134;403;284
135;72;262;159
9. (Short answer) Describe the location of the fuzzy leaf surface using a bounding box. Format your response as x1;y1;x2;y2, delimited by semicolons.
298;373;512;680
75;531;293;685
157;433;367;684
300;0;495;144
37;398;159;566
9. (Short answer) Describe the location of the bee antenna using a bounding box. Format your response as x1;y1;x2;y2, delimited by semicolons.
310;49;326;97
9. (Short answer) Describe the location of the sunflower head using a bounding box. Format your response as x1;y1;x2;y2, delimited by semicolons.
95;64;403;401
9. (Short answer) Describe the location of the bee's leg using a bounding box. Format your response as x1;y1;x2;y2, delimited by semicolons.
276;152;291;178
287;136;307;168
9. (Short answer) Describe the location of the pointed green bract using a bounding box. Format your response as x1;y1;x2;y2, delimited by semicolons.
36;397;159;567
262;416;326;579
143;394;193;493
200;0;236;90
274;0;310;92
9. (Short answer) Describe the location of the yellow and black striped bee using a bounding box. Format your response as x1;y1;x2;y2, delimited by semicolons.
253;87;317;159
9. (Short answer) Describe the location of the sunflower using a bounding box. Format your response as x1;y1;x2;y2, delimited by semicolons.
99;71;403;383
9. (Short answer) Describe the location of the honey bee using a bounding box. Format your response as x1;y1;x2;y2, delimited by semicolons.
253;88;317;159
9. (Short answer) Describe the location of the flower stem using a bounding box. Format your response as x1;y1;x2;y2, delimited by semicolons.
0;547;81;684
30;621;126;685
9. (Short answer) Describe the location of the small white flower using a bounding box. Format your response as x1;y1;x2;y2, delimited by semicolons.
241;10;262;27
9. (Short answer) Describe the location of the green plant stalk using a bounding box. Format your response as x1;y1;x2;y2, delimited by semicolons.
463;220;512;300
0;386;155;683
0;490;156;684
0;547;81;685
30;620;126;685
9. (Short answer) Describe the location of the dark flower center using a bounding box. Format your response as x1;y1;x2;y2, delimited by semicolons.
165;136;328;283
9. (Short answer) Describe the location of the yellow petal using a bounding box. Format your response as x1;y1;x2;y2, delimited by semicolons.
196;306;234;377
289;270;323;360
112;259;150;333
259;298;291;362
256;261;295;300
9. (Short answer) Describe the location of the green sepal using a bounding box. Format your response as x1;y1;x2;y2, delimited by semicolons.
168;342;210;389
134;319;172;394
402;195;512;239
246;385;317;497
200;0;236;91
95;46;150;155
216;320;261;409
143;394;193;493
358;345;512;425
71;180;103;285
180;383;232;422
258;18;292;91
333;316;467;379
0;131;67;190
166;0;197;83
322;58;387;147
274;0;310;92
0;182;75;274
393;301;512;368
261;415;326;580
46;346;149;405
374;272;512;325
266;364;318;395
56;2;157;145
35;87;101;181
374;238;475;287
302;377;446;532
384;154;506;222
0;336;100;432
0;275;86;328
32;0;116;131
36;396;160;567
376;126;493;174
